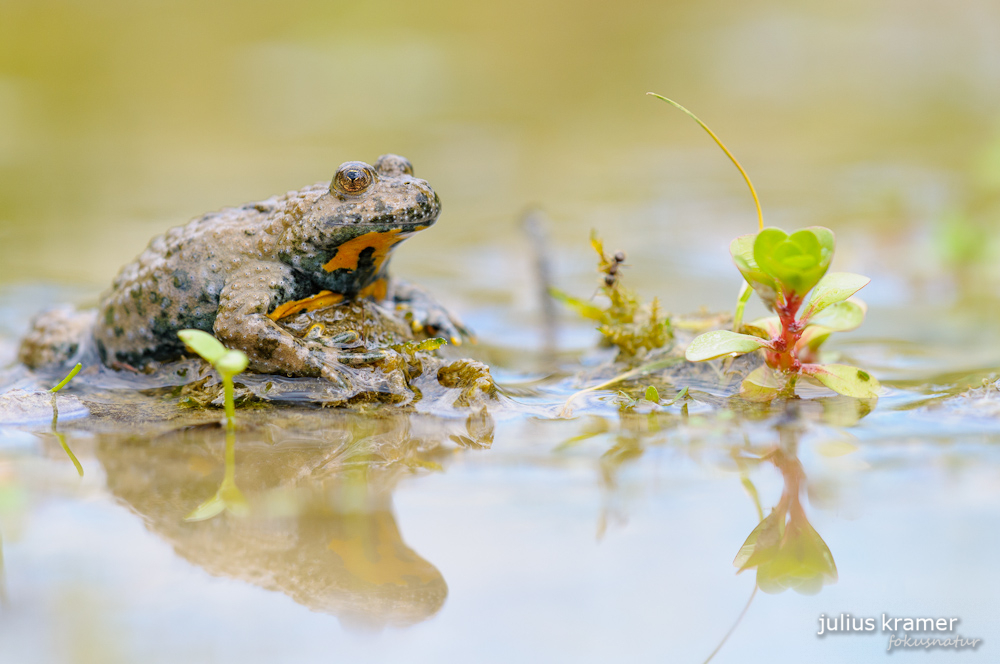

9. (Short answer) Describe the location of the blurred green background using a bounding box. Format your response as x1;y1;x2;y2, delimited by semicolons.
2;0;999;291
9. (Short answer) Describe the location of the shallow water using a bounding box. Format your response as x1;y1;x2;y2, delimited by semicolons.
3;1;1000;662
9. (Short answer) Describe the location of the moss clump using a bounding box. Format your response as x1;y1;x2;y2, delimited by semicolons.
551;231;672;361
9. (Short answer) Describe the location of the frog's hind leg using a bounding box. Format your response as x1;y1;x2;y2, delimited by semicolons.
17;306;98;370
214;263;368;385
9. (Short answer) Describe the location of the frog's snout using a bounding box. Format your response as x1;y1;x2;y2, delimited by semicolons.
409;181;441;224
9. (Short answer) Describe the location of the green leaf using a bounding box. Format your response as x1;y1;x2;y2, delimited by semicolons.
806;298;866;332
685;330;771;362
801;273;870;321
730;234;778;309
216;350;249;377
743;316;780;340
755;519;838;595
185;494;227;521
802;363;880;399
549;287;606;321
644;385;659;402
753;227;834;296
739;365;784;401
734;509;784;571
178;329;228;365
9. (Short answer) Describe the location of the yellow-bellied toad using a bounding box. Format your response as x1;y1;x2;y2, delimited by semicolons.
22;155;468;381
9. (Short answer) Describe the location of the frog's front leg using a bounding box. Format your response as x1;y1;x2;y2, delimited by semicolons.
213;263;347;382
390;279;473;344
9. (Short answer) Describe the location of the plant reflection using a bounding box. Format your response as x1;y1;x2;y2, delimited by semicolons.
569;403;845;662
97;408;494;628
50;396;83;477
184;423;248;521
733;425;838;595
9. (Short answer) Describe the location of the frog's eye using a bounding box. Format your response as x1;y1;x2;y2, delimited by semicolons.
332;162;377;196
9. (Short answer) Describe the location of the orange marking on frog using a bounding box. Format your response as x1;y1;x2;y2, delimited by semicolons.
322;229;411;274
326;512;439;586
357;277;388;301
268;291;344;321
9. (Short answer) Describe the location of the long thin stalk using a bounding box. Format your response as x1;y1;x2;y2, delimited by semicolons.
701;584;759;664
648;93;764;231
223;376;236;428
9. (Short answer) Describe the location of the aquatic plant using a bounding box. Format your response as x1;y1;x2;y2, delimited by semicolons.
650;94;879;400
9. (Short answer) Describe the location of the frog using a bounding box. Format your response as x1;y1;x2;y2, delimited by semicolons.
19;154;469;384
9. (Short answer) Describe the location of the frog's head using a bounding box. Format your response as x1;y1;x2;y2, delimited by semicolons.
328;154;440;227
287;155;441;297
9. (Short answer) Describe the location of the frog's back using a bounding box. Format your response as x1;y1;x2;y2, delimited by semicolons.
94;186;324;366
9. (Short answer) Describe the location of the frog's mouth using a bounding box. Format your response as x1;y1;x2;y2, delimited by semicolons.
367;186;440;229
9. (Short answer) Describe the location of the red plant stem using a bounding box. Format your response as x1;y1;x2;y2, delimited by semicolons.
772;437;807;533
766;290;805;375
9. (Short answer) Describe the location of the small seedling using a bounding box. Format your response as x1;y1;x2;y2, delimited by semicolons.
178;330;249;521
559;356;682;417
49;363;81;394
650;94;879;400
178;329;249;426
50;362;83;476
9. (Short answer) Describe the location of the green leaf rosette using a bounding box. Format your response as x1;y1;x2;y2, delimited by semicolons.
731;234;778;310
752;227;834;298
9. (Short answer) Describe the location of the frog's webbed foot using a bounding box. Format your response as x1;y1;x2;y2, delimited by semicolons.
391;280;473;345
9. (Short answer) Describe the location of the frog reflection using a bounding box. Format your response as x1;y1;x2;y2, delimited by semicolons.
96;409;493;628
